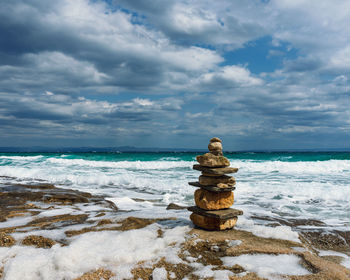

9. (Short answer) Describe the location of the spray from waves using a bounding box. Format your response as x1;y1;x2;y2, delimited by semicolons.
1;155;350;188
1;153;350;228
46;157;192;169
231;159;350;174
0;155;45;161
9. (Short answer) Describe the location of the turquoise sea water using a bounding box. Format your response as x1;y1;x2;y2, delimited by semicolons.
2;151;350;162
1;152;350;230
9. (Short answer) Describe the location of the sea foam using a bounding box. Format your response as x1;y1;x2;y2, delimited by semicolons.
1;153;350;232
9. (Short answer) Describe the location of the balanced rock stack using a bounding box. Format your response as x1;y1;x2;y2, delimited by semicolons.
188;137;243;230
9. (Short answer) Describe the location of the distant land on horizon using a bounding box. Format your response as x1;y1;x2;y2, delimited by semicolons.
1;146;350;153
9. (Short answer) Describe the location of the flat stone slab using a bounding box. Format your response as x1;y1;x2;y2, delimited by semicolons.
196;153;230;167
193;164;238;175
188;206;243;220
189;182;235;192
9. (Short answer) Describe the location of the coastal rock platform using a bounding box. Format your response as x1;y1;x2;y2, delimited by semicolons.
1;182;350;279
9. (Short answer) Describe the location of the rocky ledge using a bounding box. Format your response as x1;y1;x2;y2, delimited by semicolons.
1;183;350;279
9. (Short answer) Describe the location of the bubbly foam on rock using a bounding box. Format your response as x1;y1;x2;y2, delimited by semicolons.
106;197;154;211
152;267;167;280
319;250;350;269
192;263;233;280
0;224;189;280
236;216;300;242
222;254;310;279
0;216;34;229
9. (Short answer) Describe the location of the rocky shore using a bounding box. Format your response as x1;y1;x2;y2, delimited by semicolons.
1;182;350;279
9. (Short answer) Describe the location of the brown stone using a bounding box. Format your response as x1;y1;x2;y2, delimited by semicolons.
217;183;233;189
193;164;238;175
208;142;222;152
166;203;187;210
0;233;15;247
210;137;222;143
188;182;235;192
74;268;115;280
22;235;56;248
190;213;237;230
210;150;223;156
201;173;222;177
199;175;235;186
194;189;234;210
188;206;243;220
196;153;230;167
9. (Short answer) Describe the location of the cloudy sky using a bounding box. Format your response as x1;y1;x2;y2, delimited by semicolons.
1;0;350;150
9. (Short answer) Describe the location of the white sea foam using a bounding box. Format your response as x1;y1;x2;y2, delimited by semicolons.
229;159;350;175
107;197;154;211
222;254;310;279
318;250;350;269
37;207;81;217
47;157;191;169
0;216;33;229
236;216;300;242
1;154;350;231
0;224;189;280
192;264;233;280
0;155;44;160
152;267;167;280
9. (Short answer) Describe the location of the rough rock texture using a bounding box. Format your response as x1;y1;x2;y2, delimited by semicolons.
199;175;235;186
201;173;222;177
208;142;223;156
166;203;187;210
193;164;238;175
196;153;230;167
0;232;15;247
190;213;237;230
22;235;56;248
194;189;234;210
188;182;235;192
208;142;222;151
74;268;115;280
188;206;243;220
210;137;222;143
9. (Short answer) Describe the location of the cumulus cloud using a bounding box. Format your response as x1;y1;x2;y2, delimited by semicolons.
195;66;263;90
1;0;350;149
117;0;267;48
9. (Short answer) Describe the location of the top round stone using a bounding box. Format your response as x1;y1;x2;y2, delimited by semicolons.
210;137;222;143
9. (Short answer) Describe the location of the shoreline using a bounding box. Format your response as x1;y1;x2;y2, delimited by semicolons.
1;183;350;279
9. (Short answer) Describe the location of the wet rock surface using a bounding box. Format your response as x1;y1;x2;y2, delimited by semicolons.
166;203;187;210
0;182;350;279
250;214;350;253
0;183;173;241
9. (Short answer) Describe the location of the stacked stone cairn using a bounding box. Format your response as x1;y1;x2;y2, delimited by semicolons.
188;137;243;230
